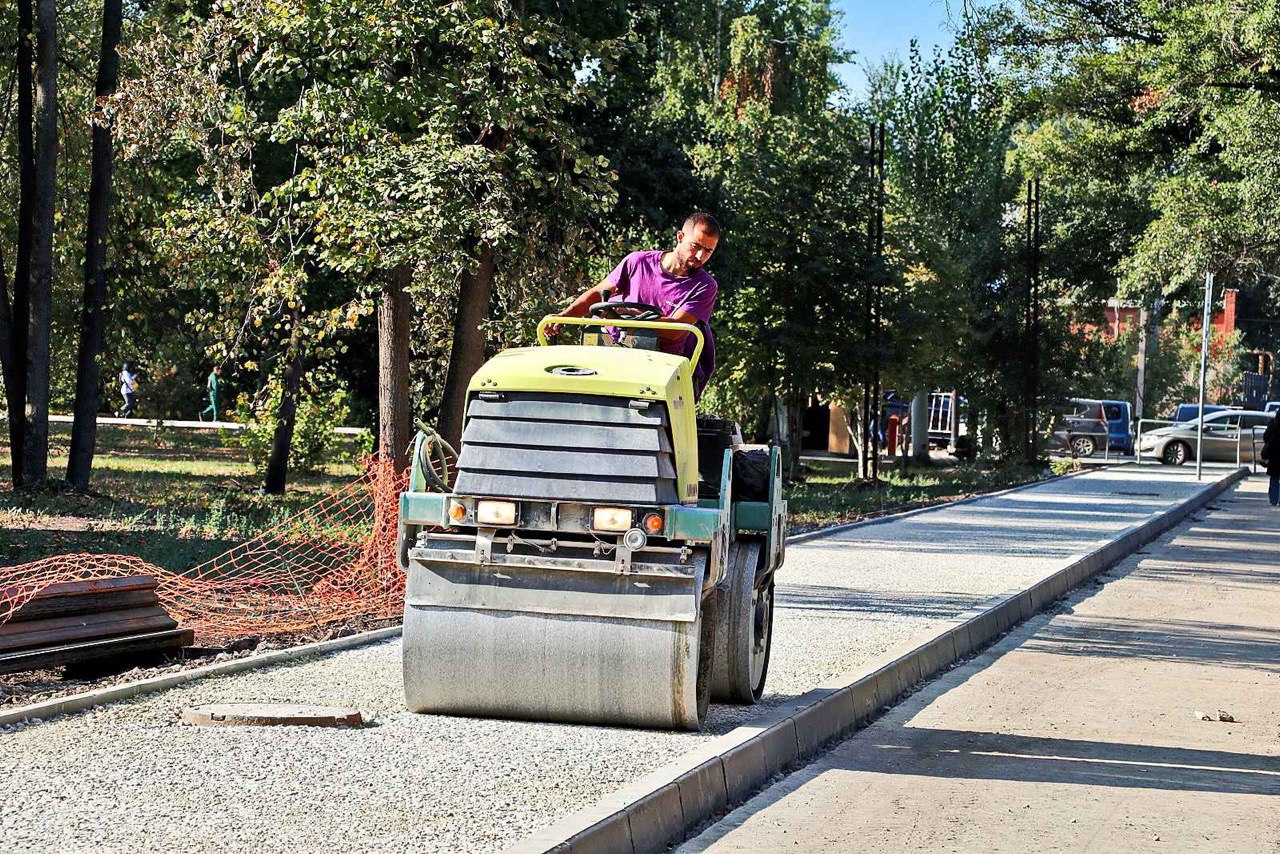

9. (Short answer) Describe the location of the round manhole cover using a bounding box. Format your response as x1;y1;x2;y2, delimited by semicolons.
182;703;364;728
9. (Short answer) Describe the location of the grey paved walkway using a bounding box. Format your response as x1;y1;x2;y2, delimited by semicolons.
684;475;1280;853
0;465;1236;852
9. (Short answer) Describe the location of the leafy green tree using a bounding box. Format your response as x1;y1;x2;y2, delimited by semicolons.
869;42;1033;456
115;0;616;485
691;5;870;467
977;0;1280;306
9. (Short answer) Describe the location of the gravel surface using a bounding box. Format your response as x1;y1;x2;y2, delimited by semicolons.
0;617;403;708
0;465;1224;853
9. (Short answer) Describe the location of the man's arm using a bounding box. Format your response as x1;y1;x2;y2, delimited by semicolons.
654;308;700;346
559;279;613;320
544;279;611;337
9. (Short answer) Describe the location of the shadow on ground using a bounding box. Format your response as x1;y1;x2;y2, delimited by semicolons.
833;728;1280;796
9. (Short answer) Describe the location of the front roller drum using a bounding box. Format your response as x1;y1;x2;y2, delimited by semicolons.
404;595;717;730
711;539;774;703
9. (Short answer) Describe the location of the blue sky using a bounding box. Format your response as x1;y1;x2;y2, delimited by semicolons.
831;0;962;94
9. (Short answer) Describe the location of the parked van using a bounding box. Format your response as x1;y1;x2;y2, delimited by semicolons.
1048;399;1133;457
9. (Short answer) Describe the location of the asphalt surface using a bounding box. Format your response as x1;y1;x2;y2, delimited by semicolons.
0;465;1232;852
683;476;1280;853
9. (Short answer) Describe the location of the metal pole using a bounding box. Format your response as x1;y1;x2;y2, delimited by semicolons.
1195;271;1214;481
1024;181;1033;462
870;122;885;483
1135;306;1148;422
1030;179;1041;461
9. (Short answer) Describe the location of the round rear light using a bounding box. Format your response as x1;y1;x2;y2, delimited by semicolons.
643;513;663;534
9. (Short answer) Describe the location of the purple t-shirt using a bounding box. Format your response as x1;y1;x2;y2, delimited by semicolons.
604;250;718;395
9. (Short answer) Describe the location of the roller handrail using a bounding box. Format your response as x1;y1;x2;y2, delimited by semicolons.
536;314;705;368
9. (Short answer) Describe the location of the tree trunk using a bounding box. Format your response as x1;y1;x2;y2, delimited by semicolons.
771;392;802;480
66;0;122;490
7;0;37;486
438;245;495;450
850;389;871;479
839;400;866;479
23;0;57;485
263;315;306;495
0;254;15;416
910;388;930;464
378;264;413;472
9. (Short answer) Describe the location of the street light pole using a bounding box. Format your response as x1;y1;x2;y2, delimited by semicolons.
1195;271;1214;481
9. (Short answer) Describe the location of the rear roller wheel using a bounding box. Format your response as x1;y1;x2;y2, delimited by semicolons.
712;540;774;703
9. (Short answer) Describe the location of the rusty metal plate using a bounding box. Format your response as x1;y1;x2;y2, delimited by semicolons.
181;703;364;728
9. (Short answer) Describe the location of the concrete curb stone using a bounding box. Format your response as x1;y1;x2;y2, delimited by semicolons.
515;466;1248;854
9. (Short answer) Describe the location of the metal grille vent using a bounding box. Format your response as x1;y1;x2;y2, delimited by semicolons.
454;392;678;504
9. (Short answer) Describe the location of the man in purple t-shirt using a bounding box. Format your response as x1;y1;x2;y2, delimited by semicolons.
555;212;720;395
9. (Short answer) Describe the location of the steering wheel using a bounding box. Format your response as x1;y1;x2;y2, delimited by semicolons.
589;300;663;321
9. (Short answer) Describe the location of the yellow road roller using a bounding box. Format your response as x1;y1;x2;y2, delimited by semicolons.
398;304;786;729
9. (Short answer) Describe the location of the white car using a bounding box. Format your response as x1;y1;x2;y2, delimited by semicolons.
1139;409;1274;465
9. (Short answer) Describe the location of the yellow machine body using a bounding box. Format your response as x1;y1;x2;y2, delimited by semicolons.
467;341;701;503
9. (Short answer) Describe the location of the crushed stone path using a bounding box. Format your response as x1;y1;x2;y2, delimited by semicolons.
0;465;1235;852
683;475;1280;853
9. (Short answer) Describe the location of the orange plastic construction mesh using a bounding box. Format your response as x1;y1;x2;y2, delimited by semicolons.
0;456;408;643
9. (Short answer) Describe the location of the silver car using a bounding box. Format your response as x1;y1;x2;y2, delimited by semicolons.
1139;409;1274;465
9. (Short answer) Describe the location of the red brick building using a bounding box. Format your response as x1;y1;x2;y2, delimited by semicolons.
1088;290;1238;339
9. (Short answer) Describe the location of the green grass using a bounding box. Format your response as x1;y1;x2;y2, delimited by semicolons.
785;458;1048;533
1;423;361;571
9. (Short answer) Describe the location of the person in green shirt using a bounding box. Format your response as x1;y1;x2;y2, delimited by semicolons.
200;365;222;422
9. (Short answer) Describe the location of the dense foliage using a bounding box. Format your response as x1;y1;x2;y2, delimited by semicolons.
2;0;1275;489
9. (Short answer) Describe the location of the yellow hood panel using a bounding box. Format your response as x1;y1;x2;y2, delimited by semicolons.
469;345;688;401
465;344;701;504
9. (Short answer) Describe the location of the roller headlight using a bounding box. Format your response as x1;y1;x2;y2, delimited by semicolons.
592;506;634;532
475;500;518;526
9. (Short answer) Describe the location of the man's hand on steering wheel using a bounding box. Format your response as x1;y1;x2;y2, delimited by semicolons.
545;299;664;339
588;300;663;321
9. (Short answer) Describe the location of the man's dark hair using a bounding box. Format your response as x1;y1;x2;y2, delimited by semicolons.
682;212;721;237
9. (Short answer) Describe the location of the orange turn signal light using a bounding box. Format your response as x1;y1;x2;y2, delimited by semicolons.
642;512;664;534
448;503;467;523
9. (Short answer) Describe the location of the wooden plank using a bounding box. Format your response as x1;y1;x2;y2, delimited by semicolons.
0;628;195;675
0;605;169;637
0;609;178;653
8;589;160;623
1;575;158;603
